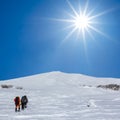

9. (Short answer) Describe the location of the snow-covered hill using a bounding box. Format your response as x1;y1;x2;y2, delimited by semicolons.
1;71;120;89
0;71;120;120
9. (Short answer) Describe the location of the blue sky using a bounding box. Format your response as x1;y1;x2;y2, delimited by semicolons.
0;0;120;80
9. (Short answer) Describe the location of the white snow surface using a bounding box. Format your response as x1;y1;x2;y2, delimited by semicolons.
0;71;120;120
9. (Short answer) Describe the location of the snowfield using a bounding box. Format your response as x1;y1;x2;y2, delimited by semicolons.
0;71;120;120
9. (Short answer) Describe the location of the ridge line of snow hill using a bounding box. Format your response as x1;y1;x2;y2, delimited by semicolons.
0;71;120;89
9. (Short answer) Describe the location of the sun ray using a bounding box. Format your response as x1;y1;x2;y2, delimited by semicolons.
50;18;74;23
66;0;78;17
76;28;81;40
64;27;77;41
78;2;82;16
86;0;104;17
86;28;95;40
65;11;77;19
83;0;89;16
62;24;75;31
82;28;86;41
89;8;115;20
88;24;110;39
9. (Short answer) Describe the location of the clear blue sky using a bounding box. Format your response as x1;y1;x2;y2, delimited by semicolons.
0;0;120;80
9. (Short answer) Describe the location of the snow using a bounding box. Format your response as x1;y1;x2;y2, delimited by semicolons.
0;71;120;120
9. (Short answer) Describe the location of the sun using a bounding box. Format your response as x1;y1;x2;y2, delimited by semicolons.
52;0;111;41
74;14;90;30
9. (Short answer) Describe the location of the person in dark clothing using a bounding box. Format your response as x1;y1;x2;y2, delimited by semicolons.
14;96;21;112
21;95;28;110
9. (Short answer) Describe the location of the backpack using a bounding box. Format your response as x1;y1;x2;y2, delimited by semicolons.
15;96;20;105
21;96;27;103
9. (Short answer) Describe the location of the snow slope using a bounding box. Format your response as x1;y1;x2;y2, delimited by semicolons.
0;71;120;120
1;71;120;89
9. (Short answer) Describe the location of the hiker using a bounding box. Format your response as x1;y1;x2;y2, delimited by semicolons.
14;96;21;112
21;95;28;110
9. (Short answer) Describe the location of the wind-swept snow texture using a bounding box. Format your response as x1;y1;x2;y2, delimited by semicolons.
0;71;120;120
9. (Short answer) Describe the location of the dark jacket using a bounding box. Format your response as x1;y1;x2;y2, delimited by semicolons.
21;95;28;104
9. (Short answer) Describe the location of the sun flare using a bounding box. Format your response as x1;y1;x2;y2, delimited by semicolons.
52;0;112;42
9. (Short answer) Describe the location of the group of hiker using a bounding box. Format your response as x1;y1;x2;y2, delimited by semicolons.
14;95;28;112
